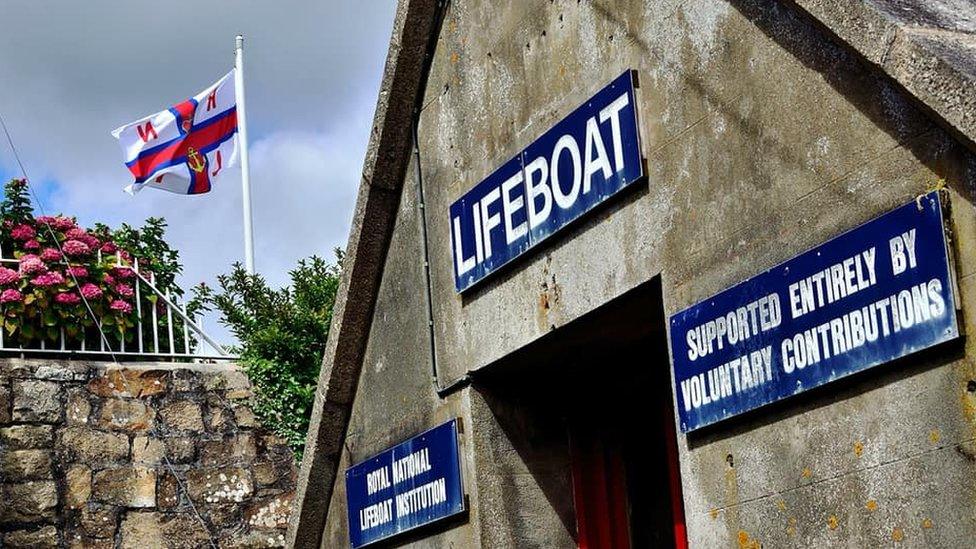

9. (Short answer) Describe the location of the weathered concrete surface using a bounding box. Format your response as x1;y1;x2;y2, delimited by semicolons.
316;152;481;548
296;0;976;547
792;0;976;152
0;359;296;548
286;0;444;548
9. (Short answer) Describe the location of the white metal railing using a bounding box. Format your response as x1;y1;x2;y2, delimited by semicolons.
0;247;235;361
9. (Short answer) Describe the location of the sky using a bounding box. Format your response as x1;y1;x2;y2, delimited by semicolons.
0;1;398;345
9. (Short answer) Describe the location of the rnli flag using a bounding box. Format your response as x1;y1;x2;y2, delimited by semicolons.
112;70;238;195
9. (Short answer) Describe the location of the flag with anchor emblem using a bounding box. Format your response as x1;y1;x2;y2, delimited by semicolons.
112;70;239;195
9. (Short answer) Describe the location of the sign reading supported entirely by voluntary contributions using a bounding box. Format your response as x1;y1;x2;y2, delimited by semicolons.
449;70;644;292
345;419;465;548
670;192;959;433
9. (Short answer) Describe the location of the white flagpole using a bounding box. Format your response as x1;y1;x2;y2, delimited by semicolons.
235;34;256;275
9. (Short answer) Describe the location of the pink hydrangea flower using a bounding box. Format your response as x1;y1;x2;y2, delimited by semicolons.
10;224;35;241
110;299;133;314
80;235;100;249
55;292;81;305
67;266;88;278
100;242;118;254
115;284;134;298
0;289;23;303
102;273;116;286
23;239;40;250
18;254;46;275
80;283;102;300
30;271;64;287
40;247;62;262
36;215;75;231
65;228;87;239
0;267;20;285
54;217;76;231
112;267;136;280
62;239;90;256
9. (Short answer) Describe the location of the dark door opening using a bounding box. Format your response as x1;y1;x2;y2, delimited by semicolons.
475;279;686;549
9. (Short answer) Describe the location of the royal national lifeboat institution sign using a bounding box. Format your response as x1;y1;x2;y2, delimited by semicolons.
345;420;465;548
449;70;644;292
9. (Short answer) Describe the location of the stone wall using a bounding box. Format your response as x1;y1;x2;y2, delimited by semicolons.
0;359;296;548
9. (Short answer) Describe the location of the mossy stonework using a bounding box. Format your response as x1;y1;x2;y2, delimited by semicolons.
292;0;976;548
0;359;296;548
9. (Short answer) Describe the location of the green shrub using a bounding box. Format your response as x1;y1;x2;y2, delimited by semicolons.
200;253;342;459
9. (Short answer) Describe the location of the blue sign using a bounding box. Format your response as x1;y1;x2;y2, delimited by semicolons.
345;419;465;547
670;192;959;432
449;70;644;292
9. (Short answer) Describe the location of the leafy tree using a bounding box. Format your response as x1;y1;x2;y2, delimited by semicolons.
199;251;343;458
0;178;33;226
111;217;182;292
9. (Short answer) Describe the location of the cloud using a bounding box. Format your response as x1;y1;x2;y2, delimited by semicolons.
0;1;397;344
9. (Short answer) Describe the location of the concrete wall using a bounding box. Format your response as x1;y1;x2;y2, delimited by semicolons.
322;0;976;547
0;359;296;548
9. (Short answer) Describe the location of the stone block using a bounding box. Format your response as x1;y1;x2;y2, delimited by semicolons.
12;380;61;423
185;466;254;503
253;461;280;486
207;503;242;529
246;493;294;530
222;529;287;548
203;368;250;392
120;512;211;549
0;424;53;449
97;398;154;432
30;361;88;381
200;433;257;466
1;449;53;481
92;466;156;508
0;383;10;424
79;505;118;538
132;436;164;464
206;403;233;432
4;525;58;548
157;471;183;510
233;405;258;428
65;388;92;425
168;368;201;392
131;435;196;465
225;388;253;400
87;368;168;398
56;426;129;463
0;481;57;524
64;464;92;510
164;436;197;463
67;536;114;549
159;399;204;432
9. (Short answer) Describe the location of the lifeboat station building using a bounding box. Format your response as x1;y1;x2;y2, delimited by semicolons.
288;0;976;547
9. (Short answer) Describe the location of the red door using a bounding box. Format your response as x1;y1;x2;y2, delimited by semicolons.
569;404;687;549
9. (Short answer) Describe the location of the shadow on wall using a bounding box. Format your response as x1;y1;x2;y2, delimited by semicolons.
587;0;976;205
578;0;976;445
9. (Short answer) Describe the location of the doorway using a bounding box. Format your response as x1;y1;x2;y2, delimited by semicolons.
474;279;687;548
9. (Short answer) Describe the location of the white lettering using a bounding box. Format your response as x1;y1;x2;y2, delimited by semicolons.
550;134;582;209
